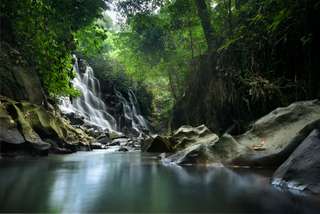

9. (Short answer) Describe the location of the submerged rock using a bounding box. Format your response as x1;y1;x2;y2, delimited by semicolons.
272;129;320;194
118;147;129;152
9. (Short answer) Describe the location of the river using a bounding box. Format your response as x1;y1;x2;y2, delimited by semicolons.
0;151;319;213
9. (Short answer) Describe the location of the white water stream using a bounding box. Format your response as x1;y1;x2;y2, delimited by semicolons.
59;55;148;134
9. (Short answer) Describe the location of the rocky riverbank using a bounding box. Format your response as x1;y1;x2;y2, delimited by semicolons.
142;100;320;195
0;96;94;156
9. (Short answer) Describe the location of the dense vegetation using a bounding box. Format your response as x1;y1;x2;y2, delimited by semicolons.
0;0;107;97
111;0;320;132
1;0;319;132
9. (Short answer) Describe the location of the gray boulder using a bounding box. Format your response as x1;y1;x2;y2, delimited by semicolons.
272;129;320;194
162;125;219;164
232;100;320;166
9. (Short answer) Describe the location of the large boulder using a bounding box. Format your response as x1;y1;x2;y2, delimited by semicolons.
0;97;93;156
163;101;320;166
272;129;320;194
232;100;320;166
169;125;217;150
162;125;220;164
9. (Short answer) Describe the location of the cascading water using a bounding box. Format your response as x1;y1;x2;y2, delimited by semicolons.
59;55;117;132
115;89;149;134
59;55;149;136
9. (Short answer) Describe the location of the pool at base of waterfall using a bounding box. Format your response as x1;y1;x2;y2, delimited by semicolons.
0;151;319;213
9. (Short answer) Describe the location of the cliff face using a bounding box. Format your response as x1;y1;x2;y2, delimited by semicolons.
0;42;45;105
0;43;93;156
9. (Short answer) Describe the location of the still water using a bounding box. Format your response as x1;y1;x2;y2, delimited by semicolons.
0;151;319;213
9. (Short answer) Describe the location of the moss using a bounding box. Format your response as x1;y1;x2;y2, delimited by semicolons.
0;96;93;154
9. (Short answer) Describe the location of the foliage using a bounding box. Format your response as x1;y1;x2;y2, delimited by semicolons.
111;0;320;130
0;0;107;98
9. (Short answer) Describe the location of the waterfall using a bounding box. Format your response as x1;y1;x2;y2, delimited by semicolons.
59;55;149;135
115;89;149;134
59;55;117;132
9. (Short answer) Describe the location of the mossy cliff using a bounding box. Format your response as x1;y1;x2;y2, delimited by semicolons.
0;96;93;156
0;42;93;156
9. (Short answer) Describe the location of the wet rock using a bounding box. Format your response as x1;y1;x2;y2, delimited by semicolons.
232;100;320;166
109;131;126;140
13;102;51;152
64;112;85;126
0;96;93;156
169;125;219;150
142;135;173;153
162;143;210;165
0;101;25;145
111;138;130;147
97;135;111;145
162;126;219;164
118;147;129;152
272;129;320;194
50;147;74;154
91;143;106;150
86;128;102;138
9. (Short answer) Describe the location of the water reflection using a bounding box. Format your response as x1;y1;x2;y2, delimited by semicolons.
0;151;319;213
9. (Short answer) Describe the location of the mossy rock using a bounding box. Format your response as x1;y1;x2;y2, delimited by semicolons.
0;96;93;155
0;100;24;145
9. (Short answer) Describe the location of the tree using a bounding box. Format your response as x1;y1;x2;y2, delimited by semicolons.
1;0;107;97
194;0;216;50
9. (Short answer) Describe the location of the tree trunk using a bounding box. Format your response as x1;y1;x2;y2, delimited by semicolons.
235;0;240;10
194;0;215;51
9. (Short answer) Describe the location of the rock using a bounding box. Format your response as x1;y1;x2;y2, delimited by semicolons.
118;147;129;152
0;101;25;145
142;135;173;153
272;129;320;194
109;131;126;140
50;147;74;154
162;143;211;165
97;135;111;145
110;138;130;147
91;143;106;150
162;126;219;164
0;96;93;156
12;102;51;152
169;125;219;150
0;42;45;105
64;112;85;126
86;128;102;138
232;100;320;166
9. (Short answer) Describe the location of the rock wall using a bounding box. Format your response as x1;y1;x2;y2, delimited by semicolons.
0;42;45;105
0;96;93;156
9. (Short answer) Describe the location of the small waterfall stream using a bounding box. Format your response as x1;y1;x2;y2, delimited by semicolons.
59;55;117;131
115;89;149;134
59;55;149;134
